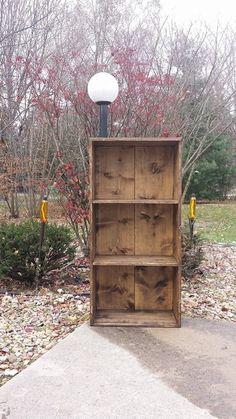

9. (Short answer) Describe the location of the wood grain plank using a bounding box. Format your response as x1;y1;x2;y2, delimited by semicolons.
173;143;182;200
96;266;134;310
95;204;134;255
135;266;173;311
93;199;179;204
93;255;178;266
91;137;182;146
135;146;174;199
94;310;177;327
173;204;181;262
135;204;173;256
95;146;134;199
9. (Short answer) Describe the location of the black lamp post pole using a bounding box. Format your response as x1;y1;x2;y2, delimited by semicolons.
98;102;109;137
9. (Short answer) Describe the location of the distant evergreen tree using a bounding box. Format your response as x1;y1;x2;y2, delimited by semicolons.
184;135;236;201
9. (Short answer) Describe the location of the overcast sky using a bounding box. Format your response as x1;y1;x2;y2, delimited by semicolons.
161;0;236;26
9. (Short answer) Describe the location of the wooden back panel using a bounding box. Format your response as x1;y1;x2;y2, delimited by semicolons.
95;146;134;199
95;204;178;257
135;204;174;256
96;266;134;310
135;266;174;310
135;146;174;199
95;204;134;255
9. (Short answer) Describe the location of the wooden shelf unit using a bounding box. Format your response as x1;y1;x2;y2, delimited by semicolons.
89;137;182;327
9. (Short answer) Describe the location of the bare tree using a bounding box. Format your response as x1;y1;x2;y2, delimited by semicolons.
1;0;235;219
0;0;64;216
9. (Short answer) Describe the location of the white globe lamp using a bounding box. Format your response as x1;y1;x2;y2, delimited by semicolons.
87;72;119;137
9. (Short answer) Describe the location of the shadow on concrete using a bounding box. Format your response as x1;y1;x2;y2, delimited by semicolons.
94;318;236;419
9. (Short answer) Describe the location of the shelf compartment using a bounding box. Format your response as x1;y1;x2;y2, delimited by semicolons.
93;255;178;266
93;142;181;201
95;266;175;312
93;310;178;327
95;203;178;257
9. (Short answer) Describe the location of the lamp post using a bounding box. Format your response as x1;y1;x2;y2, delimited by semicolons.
87;72;119;137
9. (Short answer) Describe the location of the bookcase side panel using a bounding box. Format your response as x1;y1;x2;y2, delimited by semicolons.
89;141;96;324
173;142;182;326
95;145;134;199
173;267;181;326
173;143;182;200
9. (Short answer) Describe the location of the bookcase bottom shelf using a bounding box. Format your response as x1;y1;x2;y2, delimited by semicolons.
92;310;179;327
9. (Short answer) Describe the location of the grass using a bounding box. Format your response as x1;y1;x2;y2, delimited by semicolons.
1;200;235;244
183;203;236;244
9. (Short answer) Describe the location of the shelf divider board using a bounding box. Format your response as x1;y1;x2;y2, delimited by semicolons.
90;137;182;327
93;199;179;204
90;137;181;146
93;255;179;266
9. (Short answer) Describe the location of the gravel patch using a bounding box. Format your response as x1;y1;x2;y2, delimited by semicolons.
1;244;235;387
182;244;236;321
0;288;89;386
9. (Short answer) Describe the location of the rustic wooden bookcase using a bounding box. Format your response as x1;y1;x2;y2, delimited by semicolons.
89;137;181;327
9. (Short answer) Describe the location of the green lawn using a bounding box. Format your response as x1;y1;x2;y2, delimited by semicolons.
1;200;235;244
183;203;236;244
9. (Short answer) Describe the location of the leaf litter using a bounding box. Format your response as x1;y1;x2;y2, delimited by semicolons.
1;245;235;387
182;244;236;322
0;259;90;387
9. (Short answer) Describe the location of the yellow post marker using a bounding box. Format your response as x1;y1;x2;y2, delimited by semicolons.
188;194;196;244
188;195;196;221
39;196;48;268
40;197;48;224
36;196;48;289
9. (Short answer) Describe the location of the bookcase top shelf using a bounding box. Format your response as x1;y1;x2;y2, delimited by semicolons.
90;137;181;146
91;136;181;141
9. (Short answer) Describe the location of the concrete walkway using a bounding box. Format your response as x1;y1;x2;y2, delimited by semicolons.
0;318;235;419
